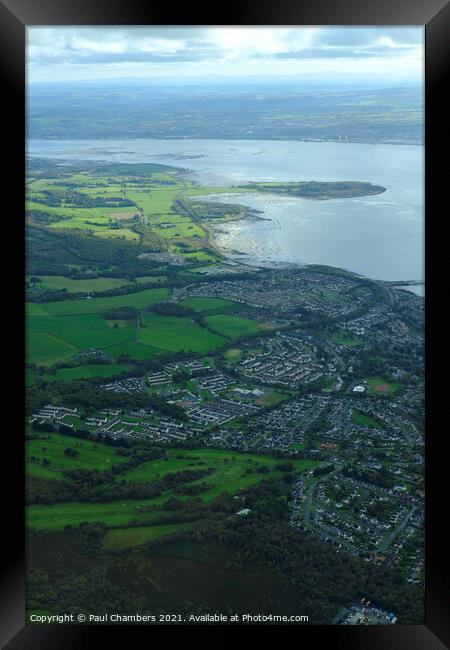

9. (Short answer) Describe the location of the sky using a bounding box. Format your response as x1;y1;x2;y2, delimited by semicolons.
27;26;424;85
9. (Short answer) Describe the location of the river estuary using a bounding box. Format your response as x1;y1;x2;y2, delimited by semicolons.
28;138;424;295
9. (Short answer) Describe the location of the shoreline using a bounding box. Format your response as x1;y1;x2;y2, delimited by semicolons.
199;196;424;295
27;136;424;147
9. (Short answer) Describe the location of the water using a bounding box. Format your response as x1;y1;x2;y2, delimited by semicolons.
28;138;424;288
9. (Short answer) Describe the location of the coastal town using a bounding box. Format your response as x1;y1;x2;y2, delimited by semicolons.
28;265;424;592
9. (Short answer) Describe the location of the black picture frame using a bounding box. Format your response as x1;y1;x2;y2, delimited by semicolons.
1;0;448;647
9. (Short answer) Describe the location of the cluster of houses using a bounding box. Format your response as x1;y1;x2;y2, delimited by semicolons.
187;397;259;426
289;463;423;576
30;405;80;427
231;332;330;388
171;270;372;319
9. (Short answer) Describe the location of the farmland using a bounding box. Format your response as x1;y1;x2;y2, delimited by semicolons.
26;287;169;316
31;276;135;292
26;276;266;366
138;313;226;353
26;163;246;256
205;315;264;339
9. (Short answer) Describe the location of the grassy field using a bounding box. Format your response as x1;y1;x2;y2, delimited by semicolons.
26;287;172;364
108;341;162;359
42;363;131;383
26;313;137;365
224;348;243;361
121;448;317;501
352;411;381;428
33;276;134;292
27;432;126;480
365;377;400;394
330;334;363;347
27;448;319;530
27;285;236;363
205;315;263;339
27;287;169;317
27;500;169;530
255;391;290;407
138;313;226;353
26;332;78;366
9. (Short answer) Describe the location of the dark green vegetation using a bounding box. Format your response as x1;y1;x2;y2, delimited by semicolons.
241;180;386;199
27;442;317;532
28;83;424;144
27;477;423;624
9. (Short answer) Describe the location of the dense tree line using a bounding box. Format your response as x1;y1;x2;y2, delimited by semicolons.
151;302;194;317
30;188;135;209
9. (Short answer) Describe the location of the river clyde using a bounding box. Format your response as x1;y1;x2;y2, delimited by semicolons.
28;138;424;295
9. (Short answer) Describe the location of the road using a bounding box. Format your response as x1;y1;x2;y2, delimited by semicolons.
378;505;417;553
303;464;342;529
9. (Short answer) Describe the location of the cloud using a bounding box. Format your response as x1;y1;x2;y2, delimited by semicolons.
26;26;423;83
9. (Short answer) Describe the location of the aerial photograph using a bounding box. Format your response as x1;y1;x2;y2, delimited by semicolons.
26;27;424;625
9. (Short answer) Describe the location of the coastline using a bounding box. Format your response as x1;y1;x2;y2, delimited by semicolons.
199;195;425;296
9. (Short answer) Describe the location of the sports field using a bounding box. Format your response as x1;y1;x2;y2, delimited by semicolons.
27;432;126;480
120;448;317;501
365;377;400;394
27;447;318;530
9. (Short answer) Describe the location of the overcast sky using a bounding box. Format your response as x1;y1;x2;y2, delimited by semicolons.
27;26;424;85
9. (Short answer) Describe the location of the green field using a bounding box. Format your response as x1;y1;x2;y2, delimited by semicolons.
26;332;78;366
27;448;319;530
205;314;263;339
108;341;162;359
120;448;317;502
224;348;243;361
42;363;131;382
331;334;363;347
33;276;134;292
138;313;226;353
27;432;126;480
365;377;400;394
26;313;137;365
27;287;169;316
27;499;168;530
26;287;172;364
289;443;305;451
352;411;380;428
